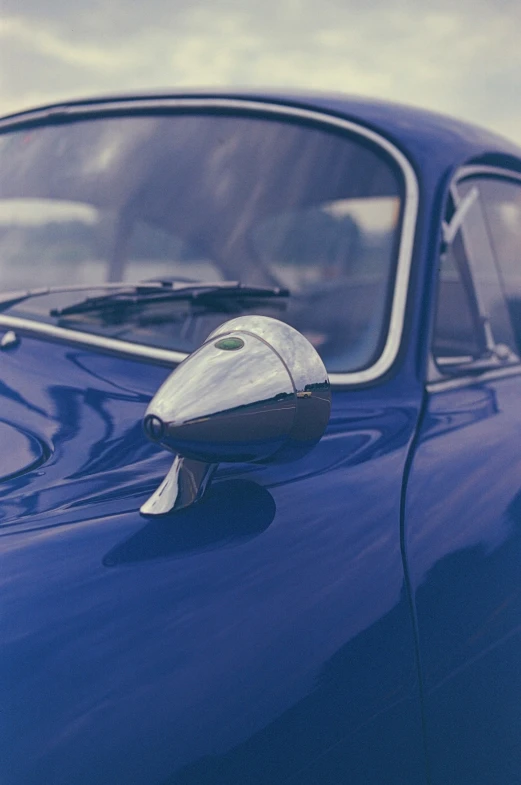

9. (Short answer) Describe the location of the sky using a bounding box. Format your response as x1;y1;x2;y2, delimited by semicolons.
1;0;520;145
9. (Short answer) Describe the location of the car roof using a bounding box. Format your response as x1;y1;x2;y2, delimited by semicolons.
2;88;521;175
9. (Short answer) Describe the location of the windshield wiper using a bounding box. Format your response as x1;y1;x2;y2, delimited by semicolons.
0;280;289;316
49;281;290;318
0;281;169;313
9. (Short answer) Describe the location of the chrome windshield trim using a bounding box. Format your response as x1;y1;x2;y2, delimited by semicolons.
0;97;419;386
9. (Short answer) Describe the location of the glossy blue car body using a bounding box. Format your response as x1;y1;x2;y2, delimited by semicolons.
2;91;521;784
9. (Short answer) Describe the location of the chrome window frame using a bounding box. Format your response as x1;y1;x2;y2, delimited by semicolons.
0;97;419;386
428;164;521;392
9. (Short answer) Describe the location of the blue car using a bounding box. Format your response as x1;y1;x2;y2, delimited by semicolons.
2;91;521;785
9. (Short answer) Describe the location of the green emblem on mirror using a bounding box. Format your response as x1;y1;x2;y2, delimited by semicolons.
214;337;245;351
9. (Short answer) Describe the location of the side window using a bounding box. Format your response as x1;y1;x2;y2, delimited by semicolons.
433;174;521;375
433;234;483;366
467;178;521;354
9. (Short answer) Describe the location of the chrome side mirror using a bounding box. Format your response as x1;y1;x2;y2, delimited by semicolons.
140;315;331;516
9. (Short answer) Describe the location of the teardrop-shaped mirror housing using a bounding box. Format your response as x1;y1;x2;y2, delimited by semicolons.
140;315;330;516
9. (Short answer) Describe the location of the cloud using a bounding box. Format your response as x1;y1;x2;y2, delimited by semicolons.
0;0;520;144
2;21;133;78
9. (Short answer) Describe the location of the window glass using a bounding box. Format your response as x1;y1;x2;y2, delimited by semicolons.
0;114;404;372
455;180;517;354
125;221;222;283
469;178;521;354
0;198;105;288
433;237;483;365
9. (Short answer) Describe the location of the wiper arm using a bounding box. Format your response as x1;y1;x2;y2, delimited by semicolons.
49;281;290;318
0;281;168;313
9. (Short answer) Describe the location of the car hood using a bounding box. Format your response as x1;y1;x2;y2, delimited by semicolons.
0;333;173;527
1;331;424;785
0;420;48;482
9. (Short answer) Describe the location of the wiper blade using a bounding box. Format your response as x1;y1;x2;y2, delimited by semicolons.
0;280;289;317
49;281;290;318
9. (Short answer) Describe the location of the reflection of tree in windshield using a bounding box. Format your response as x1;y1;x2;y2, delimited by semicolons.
253;208;361;286
0;220;96;263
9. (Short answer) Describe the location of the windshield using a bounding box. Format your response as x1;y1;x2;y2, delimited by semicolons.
0;111;404;372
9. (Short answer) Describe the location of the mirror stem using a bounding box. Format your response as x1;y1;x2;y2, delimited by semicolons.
140;455;217;516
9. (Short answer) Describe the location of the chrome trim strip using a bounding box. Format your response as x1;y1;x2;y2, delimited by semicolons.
456;165;521;185
442;186;479;244
0;314;187;364
0;97;419;385
427;363;521;393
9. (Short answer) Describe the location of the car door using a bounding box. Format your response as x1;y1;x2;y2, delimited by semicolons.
405;168;521;784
